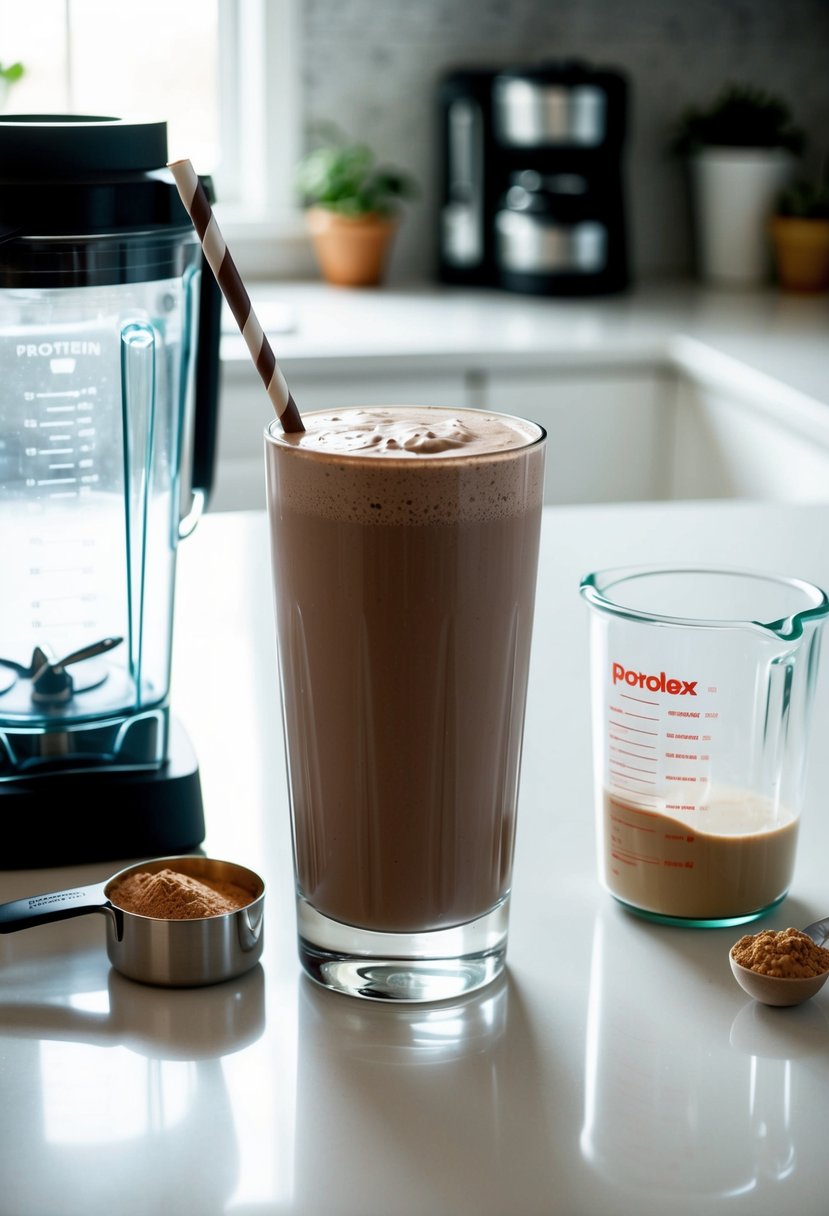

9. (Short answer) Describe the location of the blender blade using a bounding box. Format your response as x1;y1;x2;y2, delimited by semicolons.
0;636;123;704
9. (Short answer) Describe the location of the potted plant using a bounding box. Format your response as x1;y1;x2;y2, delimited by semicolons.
670;85;804;285
770;179;829;293
295;125;417;287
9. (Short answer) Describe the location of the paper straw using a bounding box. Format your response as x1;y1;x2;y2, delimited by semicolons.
168;158;304;434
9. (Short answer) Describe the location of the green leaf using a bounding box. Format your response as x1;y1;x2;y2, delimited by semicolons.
295;122;418;216
0;61;24;83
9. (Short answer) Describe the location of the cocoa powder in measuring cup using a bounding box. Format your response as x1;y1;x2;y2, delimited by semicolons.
110;867;253;919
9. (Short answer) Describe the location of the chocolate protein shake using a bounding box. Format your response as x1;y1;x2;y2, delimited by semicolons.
265;406;545;943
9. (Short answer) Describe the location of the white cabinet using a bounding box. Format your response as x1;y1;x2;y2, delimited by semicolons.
209;354;829;513
478;368;671;503
669;376;829;502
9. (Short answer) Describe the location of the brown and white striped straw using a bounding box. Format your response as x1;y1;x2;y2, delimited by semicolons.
168;158;304;434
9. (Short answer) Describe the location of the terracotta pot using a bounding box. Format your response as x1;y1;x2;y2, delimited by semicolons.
305;207;399;287
770;216;829;293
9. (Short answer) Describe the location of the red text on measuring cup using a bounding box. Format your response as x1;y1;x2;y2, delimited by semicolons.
611;662;698;696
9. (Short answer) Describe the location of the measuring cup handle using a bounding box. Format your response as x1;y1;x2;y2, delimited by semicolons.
0;881;112;933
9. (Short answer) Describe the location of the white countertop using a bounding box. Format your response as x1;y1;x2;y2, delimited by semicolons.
3;500;829;1215
221;279;829;416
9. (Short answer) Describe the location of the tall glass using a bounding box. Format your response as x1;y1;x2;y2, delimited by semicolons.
265;406;546;1001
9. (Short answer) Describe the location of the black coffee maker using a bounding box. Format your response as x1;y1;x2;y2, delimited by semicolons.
437;60;630;295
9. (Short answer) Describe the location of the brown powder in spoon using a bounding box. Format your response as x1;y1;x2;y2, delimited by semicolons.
111;868;253;919
731;927;829;978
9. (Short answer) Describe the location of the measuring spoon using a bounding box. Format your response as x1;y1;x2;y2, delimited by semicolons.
729;917;829;1008
0;855;265;987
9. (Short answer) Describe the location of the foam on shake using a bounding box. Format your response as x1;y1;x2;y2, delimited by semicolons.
268;406;545;525
279;407;539;458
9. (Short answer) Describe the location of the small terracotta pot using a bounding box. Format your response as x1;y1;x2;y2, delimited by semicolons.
770;216;829;293
305;207;398;287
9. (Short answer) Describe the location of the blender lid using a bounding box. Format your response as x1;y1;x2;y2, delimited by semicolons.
0;114;170;175
0;113;205;241
0;114;214;282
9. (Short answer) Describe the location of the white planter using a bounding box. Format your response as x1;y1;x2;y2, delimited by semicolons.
690;148;794;285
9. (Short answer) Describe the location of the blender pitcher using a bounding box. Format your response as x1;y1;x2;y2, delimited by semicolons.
580;565;829;927
0;116;221;866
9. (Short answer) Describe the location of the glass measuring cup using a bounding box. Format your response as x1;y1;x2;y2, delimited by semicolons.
579;566;829;927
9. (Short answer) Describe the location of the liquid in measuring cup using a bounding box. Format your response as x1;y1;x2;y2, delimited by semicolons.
601;661;798;920
602;789;798;921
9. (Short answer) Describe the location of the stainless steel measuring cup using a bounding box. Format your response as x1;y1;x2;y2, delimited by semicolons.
0;856;265;987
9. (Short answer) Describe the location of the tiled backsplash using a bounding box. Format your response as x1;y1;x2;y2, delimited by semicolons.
300;0;829;281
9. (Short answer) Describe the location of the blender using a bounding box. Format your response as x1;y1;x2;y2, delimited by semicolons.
0;116;222;866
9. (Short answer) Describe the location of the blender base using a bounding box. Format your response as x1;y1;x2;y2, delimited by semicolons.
0;717;205;869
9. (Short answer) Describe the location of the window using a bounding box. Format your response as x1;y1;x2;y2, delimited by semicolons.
1;0;303;275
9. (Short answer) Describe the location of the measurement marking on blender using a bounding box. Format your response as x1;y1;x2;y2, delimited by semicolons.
609;733;656;747
35;620;95;630
622;710;659;721
35;387;89;398
37;477;77;486
30;536;93;545
30;567;92;578
619;693;659;706
31;594;92;604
